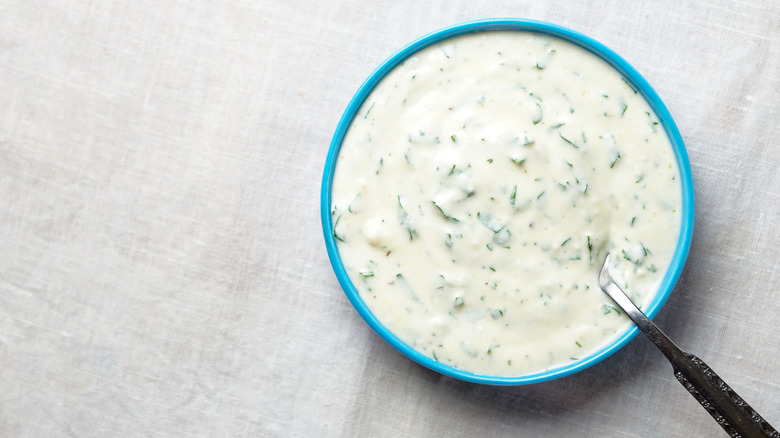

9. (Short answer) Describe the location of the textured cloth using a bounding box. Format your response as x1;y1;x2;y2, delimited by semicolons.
1;1;778;437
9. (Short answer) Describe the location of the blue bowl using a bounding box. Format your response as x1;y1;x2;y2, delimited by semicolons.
321;18;695;385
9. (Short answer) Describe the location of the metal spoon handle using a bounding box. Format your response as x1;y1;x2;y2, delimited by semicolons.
674;353;778;438
599;255;778;437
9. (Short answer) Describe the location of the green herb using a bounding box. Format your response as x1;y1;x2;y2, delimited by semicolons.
610;152;621;168
535;63;544;70
359;271;374;278
333;214;345;242
487;158;493;163
621;76;638;94
622;249;640;265
432;201;460;222
645;111;659;132
432;351;439;361
364;102;375;119
395;273;420;302
575;341;582;348
561;237;571;247
523;136;535;146
477;211;503;233
453;296;464;308
620;103;628;117
552;122;566;129
537;191;545;200
450;134;457;143
397;196;416;240
491;309;504;319
533;102;543;125
631;216;637;226
559;132;579;148
510;186;517;205
583;183;589;194
448;164;456;175
602;303;622;315
511;158;526;166
587;235;593;263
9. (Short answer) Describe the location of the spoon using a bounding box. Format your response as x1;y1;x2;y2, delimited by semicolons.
598;253;778;437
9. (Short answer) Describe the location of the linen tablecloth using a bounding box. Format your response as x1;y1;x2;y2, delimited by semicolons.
1;1;778;436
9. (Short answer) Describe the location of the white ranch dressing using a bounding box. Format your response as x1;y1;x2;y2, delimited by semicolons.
331;31;682;376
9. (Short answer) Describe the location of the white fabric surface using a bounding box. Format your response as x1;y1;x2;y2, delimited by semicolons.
1;1;778;436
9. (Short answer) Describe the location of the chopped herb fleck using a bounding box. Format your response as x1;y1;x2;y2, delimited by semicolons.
621;76;638;93
559;132;579;148
364;102;375;119
602;303;622;315
610;152;621;168
432;201;460;222
533;102;543;125
587;235;593;263
397;195;416;240
333;215;345;242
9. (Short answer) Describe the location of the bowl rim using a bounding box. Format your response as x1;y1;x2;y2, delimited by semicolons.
320;18;695;385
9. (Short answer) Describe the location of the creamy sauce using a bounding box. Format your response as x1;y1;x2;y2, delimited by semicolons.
331;31;682;376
